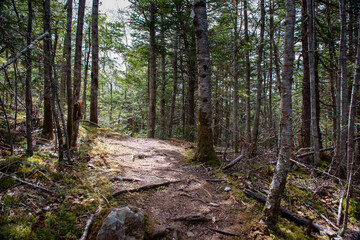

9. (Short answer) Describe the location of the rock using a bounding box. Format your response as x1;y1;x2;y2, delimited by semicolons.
224;187;231;191
96;206;145;240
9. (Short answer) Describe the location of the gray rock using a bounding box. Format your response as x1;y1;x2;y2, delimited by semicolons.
96;206;145;240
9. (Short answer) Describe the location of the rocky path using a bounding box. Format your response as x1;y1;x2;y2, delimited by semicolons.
100;136;247;239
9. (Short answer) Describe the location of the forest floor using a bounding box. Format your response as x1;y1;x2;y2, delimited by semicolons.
1;123;360;239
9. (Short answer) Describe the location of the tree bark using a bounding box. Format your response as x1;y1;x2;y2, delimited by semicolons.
336;0;348;169
307;0;320;165
168;15;179;138
147;3;157;138
65;0;73;143
193;0;219;165
72;0;86;146
41;0;54;140
232;0;239;153
82;26;91;120
301;0;311;149
249;0;265;155
90;0;99;124
244;0;251;145
264;0;295;225
25;0;33;156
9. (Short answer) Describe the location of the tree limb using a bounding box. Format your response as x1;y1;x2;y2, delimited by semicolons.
112;179;186;197
0;32;49;71
79;214;95;240
0;172;53;193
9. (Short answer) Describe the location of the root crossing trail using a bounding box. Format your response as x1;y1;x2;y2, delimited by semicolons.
96;136;247;239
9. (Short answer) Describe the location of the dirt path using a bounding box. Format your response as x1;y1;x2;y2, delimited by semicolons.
100;135;247;239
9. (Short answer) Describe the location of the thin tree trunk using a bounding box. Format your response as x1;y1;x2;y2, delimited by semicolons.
72;0;86;146
263;0;295;225
168;18;179;138
82;26;91;120
147;3;156;138
308;0;320;165
160;49;167;138
250;0;265;154
193;0;219;165
301;0;311;149
65;0;73;144
340;14;360;235
0;95;13;154
43;0;64;161
336;0;348;170
90;0;99;124
244;0;251;144
232;0;239;153
25;0;33;156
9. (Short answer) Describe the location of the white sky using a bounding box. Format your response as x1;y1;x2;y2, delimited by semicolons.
99;0;130;13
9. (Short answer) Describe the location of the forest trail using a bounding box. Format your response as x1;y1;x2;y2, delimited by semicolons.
96;135;248;239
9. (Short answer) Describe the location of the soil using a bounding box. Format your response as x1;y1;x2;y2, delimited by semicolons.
97;135;249;239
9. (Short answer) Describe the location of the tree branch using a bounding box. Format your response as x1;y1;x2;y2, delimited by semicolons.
0;32;49;71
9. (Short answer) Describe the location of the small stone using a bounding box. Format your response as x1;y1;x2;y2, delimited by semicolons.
187;231;195;237
224;187;231;191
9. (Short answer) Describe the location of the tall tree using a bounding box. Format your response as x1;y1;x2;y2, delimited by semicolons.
263;0;295;225
65;0;73;142
308;0;320;164
193;0;219;165
244;0;251;145
301;0;311;149
147;2;157;138
72;0;86;146
232;0;239;152
25;0;33;156
90;0;99;124
249;0;265;154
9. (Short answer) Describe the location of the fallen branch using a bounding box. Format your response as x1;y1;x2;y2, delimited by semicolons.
79;214;95;240
0;172;53;193
0;32;49;71
206;179;228;183
112;179;186;197
295;146;334;158
205;226;241;237
221;153;244;170
243;189;338;237
172;214;210;222
110;176;144;182
82;120;101;127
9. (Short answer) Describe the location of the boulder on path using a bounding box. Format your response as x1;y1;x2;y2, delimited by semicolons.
96;206;145;240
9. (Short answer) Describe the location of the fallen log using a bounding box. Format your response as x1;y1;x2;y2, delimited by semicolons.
222;153;244;170
205;226;241;237
79;214;95;240
172;215;210;222
112;179;186;197
110;176;144;182
243;189;338;237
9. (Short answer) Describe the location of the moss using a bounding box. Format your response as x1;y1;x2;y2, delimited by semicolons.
348;198;360;222
144;212;156;239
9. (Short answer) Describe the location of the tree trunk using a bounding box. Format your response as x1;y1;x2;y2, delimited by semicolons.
232;0;239;153
263;0;295;225
249;0;265;154
82;26;91;120
147;3;156;138
168;17;179;138
160;49;167;138
42;0;55;140
244;0;251;144
90;0;99;124
25;0;33;156
307;0;320;165
65;0;73;143
340;13;360;235
336;0;348;169
301;0;311;149
193;0;219;165
72;0;86;146
43;0;64;162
